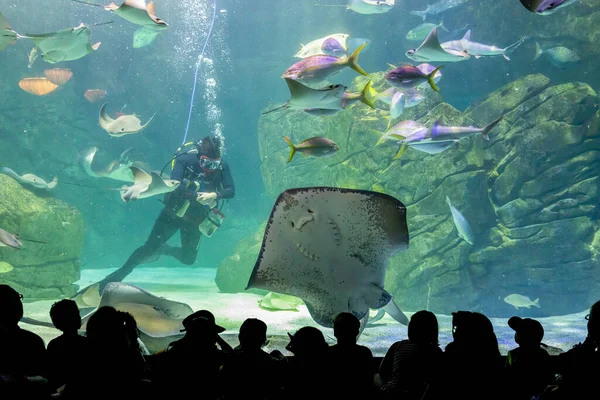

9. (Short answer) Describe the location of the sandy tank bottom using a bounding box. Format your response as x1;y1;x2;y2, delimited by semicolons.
20;267;589;356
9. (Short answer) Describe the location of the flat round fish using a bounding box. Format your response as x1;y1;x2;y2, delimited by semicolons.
246;187;409;328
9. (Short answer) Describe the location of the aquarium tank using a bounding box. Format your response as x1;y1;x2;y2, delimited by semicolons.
0;0;598;357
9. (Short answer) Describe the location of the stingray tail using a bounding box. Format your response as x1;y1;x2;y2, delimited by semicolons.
427;66;443;92
503;37;526;61
481;114;504;140
262;104;287;115
20;317;55;329
71;0;105;8
346;43;369;77
284;136;297;163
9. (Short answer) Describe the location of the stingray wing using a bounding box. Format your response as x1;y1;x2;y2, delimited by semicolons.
246;187;409;327
99;103;116;131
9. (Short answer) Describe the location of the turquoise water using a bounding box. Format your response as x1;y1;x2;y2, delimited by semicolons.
1;0;599;355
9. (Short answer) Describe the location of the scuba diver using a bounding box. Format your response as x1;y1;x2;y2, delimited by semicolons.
74;135;235;300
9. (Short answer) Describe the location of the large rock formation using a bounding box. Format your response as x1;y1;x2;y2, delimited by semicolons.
0;175;84;298
250;73;600;318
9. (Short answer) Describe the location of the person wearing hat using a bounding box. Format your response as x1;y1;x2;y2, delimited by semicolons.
73;134;235;301
505;316;553;400
151;310;231;399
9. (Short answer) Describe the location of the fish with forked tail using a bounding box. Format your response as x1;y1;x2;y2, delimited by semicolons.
504;294;541;309
284;136;340;163
282;43;370;86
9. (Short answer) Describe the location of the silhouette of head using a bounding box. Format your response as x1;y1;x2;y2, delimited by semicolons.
50;299;82;333
0;284;24;328
239;318;268;350
588;300;600;341
286;326;328;357
333;312;360;343
508;316;544;348
408;310;439;345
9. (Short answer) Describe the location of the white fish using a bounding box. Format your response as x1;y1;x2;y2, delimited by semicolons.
295;33;349;58
504;294;541;309
347;0;395;14
416;63;443;87
441;30;526;61
446;196;474;245
411;0;469;21
406;27;470;63
376;87;425;108
387;92;406;130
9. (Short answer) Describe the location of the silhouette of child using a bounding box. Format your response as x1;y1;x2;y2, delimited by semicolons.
506;316;553;400
46;299;87;392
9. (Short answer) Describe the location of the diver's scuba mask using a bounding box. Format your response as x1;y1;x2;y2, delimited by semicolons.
199;155;222;172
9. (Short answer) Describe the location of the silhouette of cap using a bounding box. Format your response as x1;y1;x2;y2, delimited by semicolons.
181;310;225;333
508;316;544;344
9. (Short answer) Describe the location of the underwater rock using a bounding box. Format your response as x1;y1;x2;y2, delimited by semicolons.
0;174;83;298
255;73;600;317
215;222;268;294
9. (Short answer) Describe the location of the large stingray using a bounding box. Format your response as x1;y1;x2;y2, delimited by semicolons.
246;187;410;328
285;78;348;111
78;146;142;182
104;0;168;30
22;282;193;349
0;167;58;191
406;27;470;63
25;23;101;64
119;165;180;202
99;103;155;137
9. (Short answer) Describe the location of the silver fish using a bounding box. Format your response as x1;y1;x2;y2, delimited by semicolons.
504;294;540;309
376;88;425;108
534;42;581;68
375;120;426;146
387;92;406;130
410;0;469;21
347;0;395;14
429;115;503;141
446;196;474;245
441;30;526;61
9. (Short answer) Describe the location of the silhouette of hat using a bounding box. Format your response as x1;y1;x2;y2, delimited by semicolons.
508;316;544;344
181;310;225;333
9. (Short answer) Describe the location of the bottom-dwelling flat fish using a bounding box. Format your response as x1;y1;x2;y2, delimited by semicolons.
446;196;474;245
284;136;340;163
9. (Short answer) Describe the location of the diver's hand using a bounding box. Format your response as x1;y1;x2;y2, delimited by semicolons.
197;192;217;206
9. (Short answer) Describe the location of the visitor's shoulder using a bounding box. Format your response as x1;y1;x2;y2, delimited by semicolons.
18;328;45;347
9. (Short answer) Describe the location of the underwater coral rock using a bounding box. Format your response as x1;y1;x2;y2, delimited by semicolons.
255;73;600;318
0;174;83;298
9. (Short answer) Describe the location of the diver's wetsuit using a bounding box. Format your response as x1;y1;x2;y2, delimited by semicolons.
97;151;235;292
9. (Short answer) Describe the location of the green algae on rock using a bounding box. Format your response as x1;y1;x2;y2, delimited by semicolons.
0;174;83;298
254;73;600;318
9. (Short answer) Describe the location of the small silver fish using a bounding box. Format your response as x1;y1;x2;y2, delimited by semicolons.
534;42;581;68
387;92;406;130
410;0;469;21
446;196;475;245
347;0;394;14
441;30;526;61
504;294;541;309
